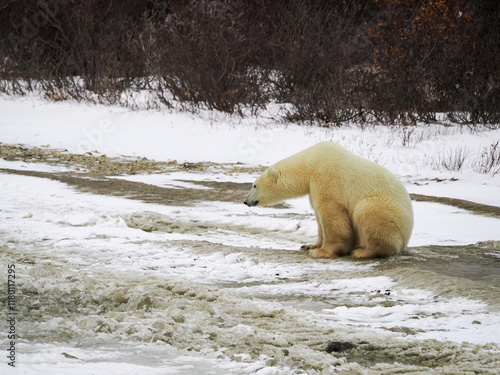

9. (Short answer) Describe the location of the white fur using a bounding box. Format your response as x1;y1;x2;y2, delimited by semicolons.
244;142;414;259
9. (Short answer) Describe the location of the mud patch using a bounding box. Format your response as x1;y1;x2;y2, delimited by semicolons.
2;166;499;221
411;193;500;219
0;143;264;175
378;243;500;309
2;144;499;217
124;211;198;233
0;167;251;206
3;244;500;374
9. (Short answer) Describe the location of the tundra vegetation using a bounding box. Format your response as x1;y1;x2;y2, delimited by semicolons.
0;0;498;126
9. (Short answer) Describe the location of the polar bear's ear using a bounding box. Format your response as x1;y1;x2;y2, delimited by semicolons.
267;167;280;183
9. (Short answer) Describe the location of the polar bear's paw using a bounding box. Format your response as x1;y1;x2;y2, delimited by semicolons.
300;244;318;251
351;246;399;259
307;243;346;259
308;248;338;259
351;248;373;259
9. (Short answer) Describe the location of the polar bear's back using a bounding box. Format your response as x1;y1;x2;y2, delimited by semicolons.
298;141;412;218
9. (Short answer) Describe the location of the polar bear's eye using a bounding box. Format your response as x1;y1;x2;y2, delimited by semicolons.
253;184;257;189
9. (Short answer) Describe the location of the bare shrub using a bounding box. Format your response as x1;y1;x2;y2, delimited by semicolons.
432;146;471;172
473;141;500;175
0;0;498;125
267;0;376;125
0;0;153;103
398;126;420;148
152;0;270;114
368;0;500;125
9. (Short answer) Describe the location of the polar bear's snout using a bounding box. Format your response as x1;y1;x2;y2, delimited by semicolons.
244;199;259;207
244;186;259;206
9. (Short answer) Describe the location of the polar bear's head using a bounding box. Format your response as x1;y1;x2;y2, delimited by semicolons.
243;167;282;207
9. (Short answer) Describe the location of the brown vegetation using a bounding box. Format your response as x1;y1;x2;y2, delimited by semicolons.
0;0;498;125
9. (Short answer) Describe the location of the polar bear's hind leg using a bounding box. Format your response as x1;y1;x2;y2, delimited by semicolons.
351;198;406;259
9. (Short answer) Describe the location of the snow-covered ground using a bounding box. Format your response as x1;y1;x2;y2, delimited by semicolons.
1;95;500;374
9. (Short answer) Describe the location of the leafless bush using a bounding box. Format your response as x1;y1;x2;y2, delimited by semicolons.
151;0;271;114
266;0;376;125
399;126;417;148
0;0;153;104
0;0;498;125
433;146;471;172
473;141;500;176
367;0;500;126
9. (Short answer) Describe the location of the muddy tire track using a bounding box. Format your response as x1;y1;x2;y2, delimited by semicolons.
2;167;499;219
0;167;249;205
4;164;500;315
410;193;500;218
2;165;500;310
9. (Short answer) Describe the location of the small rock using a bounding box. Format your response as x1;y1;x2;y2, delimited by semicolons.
61;352;79;360
173;315;186;323
326;341;357;353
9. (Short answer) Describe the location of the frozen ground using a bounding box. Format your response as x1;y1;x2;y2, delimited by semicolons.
1;96;500;374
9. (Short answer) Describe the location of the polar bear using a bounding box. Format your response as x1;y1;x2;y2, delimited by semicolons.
244;142;413;259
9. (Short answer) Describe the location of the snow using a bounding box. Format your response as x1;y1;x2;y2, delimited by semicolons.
2;95;500;172
406;176;500;207
411;201;500;246
15;342;264;375
1;95;500;373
